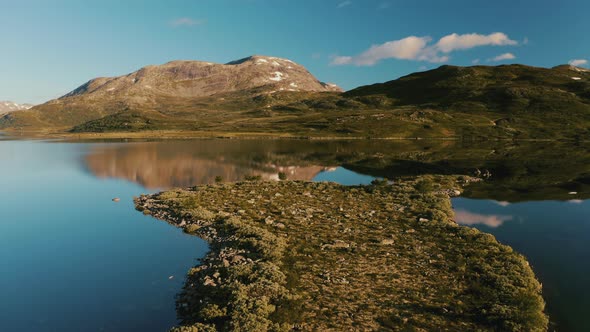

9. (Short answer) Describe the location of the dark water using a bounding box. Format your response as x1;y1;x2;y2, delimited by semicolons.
1;138;588;331
453;198;590;332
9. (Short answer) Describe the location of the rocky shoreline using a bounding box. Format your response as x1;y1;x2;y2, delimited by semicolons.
135;176;548;331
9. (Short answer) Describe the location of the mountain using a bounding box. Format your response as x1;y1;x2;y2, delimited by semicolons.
0;101;33;115
0;55;341;130
2;62;590;139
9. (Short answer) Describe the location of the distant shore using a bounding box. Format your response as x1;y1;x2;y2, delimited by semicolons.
135;176;548;331
0;129;565;142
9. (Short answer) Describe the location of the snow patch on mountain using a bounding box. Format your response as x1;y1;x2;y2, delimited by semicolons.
269;72;285;82
0;101;34;114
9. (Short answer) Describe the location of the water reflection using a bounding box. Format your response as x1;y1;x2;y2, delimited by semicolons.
80;139;590;202
454;209;514;228
84;141;333;189
453;198;590;332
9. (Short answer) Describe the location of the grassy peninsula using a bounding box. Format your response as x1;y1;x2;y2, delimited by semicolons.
135;176;547;331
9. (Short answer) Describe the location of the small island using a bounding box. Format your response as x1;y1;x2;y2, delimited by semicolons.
135;175;547;331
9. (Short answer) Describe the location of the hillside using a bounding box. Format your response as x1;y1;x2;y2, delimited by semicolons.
343;64;590;138
2;62;590;139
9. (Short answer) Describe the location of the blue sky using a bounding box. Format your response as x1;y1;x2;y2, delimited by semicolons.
1;0;588;104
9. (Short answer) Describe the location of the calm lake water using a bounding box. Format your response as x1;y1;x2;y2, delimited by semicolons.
453;198;590;332
1;138;588;331
0;141;208;332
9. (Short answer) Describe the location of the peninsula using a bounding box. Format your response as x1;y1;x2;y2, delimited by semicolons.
135;176;548;331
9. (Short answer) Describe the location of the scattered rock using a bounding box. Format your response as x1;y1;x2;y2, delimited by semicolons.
381;239;395;245
203;276;217;287
231;255;245;264
322;240;351;250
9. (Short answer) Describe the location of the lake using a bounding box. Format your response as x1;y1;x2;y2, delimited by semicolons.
1;138;588;331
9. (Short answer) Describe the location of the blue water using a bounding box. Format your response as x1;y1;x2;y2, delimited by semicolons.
0;141;208;332
453;198;590;332
313;166;376;185
2;139;588;331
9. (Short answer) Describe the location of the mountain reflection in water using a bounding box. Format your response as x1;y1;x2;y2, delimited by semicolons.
81;140;590;202
84;141;331;189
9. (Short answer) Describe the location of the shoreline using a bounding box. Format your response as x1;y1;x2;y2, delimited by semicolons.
135;177;548;331
0;129;572;142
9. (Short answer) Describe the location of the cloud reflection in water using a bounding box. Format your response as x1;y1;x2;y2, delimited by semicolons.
454;209;513;228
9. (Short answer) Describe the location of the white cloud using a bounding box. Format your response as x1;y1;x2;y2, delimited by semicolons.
331;32;518;66
436;32;517;53
472;59;480;64
170;18;205;27
489;52;516;62
337;1;352;8
569;59;588;67
332;36;437;66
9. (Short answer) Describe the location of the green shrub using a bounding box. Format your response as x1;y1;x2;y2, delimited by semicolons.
370;178;389;186
184;207;216;221
170;323;217;332
414;179;434;193
244;175;263;181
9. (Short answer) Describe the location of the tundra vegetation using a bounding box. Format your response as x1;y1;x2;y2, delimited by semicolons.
135;175;548;331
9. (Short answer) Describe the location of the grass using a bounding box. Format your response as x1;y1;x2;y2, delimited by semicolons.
135;176;548;331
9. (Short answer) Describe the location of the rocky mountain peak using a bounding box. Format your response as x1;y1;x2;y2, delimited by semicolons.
61;55;342;100
0;101;34;114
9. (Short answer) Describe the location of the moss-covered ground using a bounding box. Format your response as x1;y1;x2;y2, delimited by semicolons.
135;176;547;331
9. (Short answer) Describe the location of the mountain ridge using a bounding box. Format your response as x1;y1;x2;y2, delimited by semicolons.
0;101;34;115
2;60;590;140
61;55;341;99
